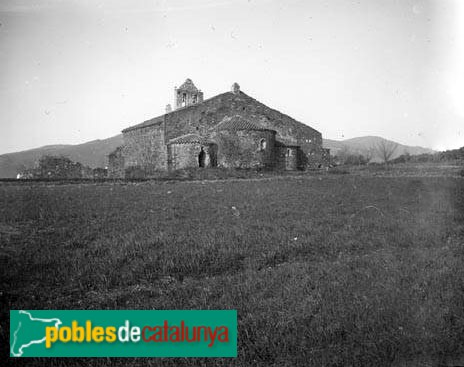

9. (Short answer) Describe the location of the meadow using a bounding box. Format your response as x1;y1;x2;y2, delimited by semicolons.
1;173;464;366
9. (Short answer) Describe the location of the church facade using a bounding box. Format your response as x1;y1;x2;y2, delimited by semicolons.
108;79;329;178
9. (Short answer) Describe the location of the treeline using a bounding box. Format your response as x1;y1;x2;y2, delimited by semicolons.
391;147;464;164
17;155;107;179
333;145;464;166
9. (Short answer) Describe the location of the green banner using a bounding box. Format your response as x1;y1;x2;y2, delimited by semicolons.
10;310;237;357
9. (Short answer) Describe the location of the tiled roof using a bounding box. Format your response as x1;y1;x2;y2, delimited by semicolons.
167;134;211;145
122;92;231;133
215;116;274;132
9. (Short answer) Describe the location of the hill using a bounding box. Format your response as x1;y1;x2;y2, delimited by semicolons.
0;135;123;178
323;136;435;162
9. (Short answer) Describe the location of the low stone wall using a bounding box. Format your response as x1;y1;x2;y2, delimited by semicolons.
307;147;331;168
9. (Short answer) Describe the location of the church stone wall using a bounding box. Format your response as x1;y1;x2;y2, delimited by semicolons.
275;146;298;171
122;123;167;175
211;129;275;169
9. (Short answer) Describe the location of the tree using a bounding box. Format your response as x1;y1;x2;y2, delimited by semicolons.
36;155;83;179
334;145;370;166
374;140;399;163
365;146;375;163
336;145;350;165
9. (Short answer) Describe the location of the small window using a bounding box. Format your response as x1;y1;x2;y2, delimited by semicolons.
259;139;267;151
192;95;197;103
182;93;187;102
286;149;291;157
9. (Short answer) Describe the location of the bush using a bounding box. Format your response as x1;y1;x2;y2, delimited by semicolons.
333;154;369;166
124;166;149;179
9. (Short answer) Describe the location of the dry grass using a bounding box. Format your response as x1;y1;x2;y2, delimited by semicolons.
1;174;464;366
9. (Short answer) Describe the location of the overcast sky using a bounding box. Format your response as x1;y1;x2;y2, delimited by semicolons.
0;0;463;154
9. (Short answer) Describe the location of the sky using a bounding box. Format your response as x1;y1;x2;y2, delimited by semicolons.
0;0;463;154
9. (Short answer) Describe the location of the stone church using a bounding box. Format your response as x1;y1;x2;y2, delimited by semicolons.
108;79;329;178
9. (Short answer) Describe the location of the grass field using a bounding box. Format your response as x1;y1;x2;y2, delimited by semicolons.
1;173;464;366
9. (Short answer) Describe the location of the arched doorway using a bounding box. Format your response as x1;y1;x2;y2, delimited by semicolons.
198;148;206;168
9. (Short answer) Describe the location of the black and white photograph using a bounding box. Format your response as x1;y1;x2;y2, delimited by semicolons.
1;0;464;365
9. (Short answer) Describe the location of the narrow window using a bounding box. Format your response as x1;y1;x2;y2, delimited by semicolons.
260;139;266;151
198;148;206;168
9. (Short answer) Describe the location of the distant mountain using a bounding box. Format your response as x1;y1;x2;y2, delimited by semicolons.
323;136;435;162
0;135;123;178
0;134;435;178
